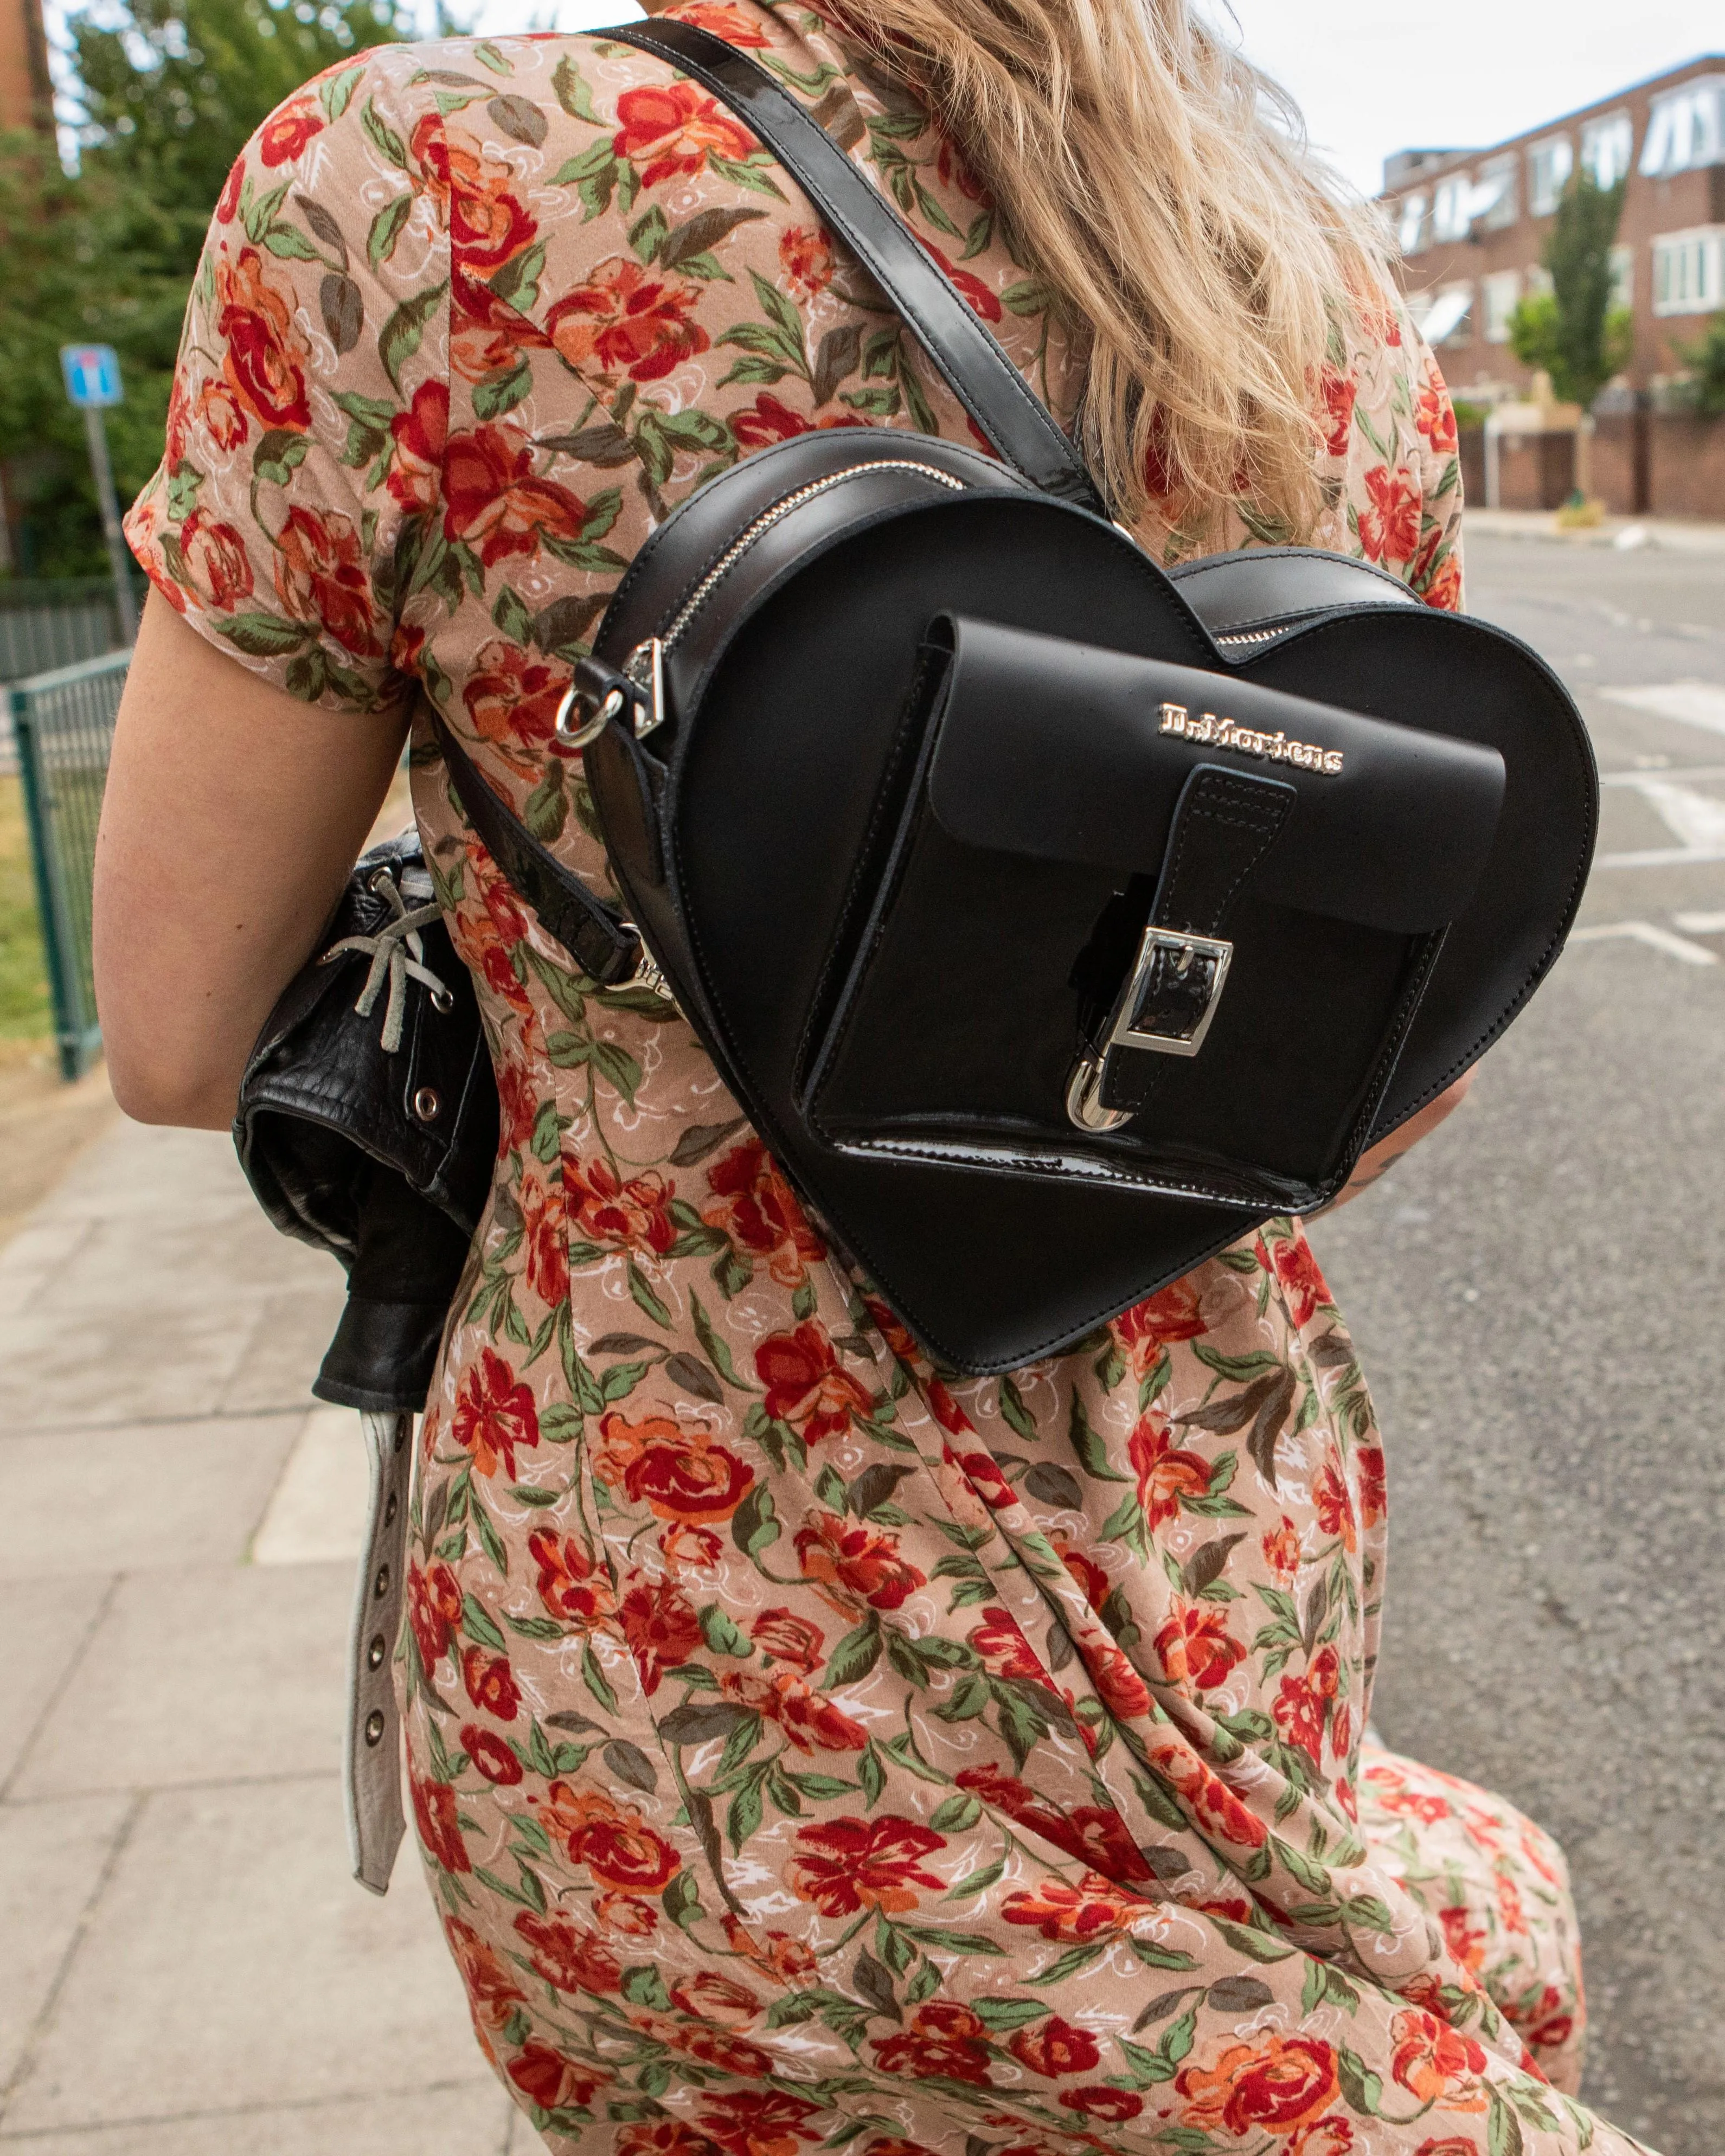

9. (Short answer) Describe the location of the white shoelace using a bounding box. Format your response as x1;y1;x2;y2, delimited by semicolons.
320;868;451;1054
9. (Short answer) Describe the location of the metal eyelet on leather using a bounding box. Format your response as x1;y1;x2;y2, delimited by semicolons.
367;1633;387;1671
364;1709;386;1747
413;1086;440;1122
373;1563;390;1599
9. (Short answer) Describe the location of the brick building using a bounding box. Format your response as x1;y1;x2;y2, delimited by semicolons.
1378;58;1725;514
0;0;52;133
1381;56;1724;397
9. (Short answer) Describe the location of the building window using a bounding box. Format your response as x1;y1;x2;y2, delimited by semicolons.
1640;79;1725;178
1528;134;1573;216
1608;245;1633;312
1652;227;1725;315
1581;112;1635;188
1432;174;1473;243
1479;154;1519;230
1397;192;1429;255
1483;271;1522;344
1416;284;1474;347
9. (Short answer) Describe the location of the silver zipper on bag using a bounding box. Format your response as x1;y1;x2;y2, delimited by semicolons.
1213;624;1287;647
623;459;969;735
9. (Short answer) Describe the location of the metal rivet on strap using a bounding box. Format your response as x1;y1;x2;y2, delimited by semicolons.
373;1563;390;1600
413;1086;441;1122
383;1492;397;1528
364;1709;386;1747
368;1633;388;1670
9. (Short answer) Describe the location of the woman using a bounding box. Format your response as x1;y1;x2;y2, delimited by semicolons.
96;1;1646;2149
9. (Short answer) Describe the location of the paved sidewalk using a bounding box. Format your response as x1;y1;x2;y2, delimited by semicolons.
0;1115;527;2151
1464;506;1725;553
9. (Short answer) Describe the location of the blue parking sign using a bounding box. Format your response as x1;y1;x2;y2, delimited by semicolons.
60;344;124;409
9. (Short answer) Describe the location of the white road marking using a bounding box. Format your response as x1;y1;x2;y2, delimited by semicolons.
1595;846;1725;869
1568;921;1720;966
1603;683;1725;735
1601;763;1725;786
1673;910;1725;934
1595;771;1725;868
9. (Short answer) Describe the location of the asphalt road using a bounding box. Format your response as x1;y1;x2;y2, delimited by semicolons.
1308;527;1725;2152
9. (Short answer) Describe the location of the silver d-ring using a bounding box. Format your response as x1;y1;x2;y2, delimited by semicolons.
553;683;625;749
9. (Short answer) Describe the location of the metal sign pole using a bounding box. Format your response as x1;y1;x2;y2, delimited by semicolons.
59;344;137;648
82;404;138;646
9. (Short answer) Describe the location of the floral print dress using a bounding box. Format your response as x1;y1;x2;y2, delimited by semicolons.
125;7;1649;2152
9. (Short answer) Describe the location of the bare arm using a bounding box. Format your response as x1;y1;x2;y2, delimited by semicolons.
92;591;411;1130
1318;1069;1475;1214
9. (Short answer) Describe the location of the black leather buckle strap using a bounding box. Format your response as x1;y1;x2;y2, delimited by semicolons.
425;705;645;989
604;19;1110;519
1068;766;1294;1130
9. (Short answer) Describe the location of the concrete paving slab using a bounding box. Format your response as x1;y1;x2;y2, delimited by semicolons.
0;1416;302;1579
4;1778;488;2133
11;1562;352;1799
28;1212;328;1317
252;1408;369;1567
0;1576;107;1792
218;1287;348;1418
0;1791;134;2091
37;1121;263;1231
0;2080;517;2153
0;1218;93;1312
0;1301;266;1433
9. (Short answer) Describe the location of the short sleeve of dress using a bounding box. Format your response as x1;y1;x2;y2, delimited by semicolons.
124;50;451;711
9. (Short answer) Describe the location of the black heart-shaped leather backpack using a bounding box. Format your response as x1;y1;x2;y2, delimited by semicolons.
239;17;1595;1386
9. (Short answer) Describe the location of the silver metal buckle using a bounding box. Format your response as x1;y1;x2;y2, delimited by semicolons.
1065;927;1233;1133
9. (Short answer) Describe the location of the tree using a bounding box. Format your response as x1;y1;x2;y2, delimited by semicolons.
1677;313;1725;416
1507;169;1631;410
0;0;408;576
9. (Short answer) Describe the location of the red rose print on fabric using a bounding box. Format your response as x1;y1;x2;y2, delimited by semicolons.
175;510;253;614
443;421;593;567
513;1908;624;1994
463;1726;524;1785
546;255;710;382
1128;1411;1211;1529
755;1320;872;1441
272;505;379;659
452;1347;541;1479
566;1156;679;1257
749;1606;824;1672
702;1139;826;1286
612;79;756;187
617;1569;703;1692
411;1774;470;1872
597;1411;755;1525
1175;2033;1339;2133
794;1510;926;1613
1357;463;1421;565
530;1528;615;1629
541;1782;681;1892
787;1815;947;1916
214;247;309;431
257;95;323;166
461;1644;521;1720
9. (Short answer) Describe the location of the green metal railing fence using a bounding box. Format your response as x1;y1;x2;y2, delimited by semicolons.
10;649;130;1079
0;576;139;688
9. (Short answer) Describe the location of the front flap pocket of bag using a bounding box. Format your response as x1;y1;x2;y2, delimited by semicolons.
801;615;1504;1199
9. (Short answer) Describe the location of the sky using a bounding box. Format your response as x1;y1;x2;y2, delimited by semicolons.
452;0;1722;199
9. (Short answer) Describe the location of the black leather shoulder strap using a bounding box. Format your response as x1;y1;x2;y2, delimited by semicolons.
605;17;1108;517
426;704;643;988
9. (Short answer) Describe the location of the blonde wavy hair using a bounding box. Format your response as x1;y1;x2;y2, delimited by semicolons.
833;0;1388;535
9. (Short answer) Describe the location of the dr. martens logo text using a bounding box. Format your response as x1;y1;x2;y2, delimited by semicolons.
1158;702;1344;775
